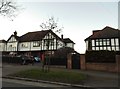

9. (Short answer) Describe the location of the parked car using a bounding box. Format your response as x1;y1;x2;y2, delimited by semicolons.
21;55;34;65
34;56;41;62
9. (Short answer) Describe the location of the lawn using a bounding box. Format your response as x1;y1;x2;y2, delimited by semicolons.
9;68;86;84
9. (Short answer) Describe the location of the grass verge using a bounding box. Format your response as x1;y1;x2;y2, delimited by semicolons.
8;69;86;84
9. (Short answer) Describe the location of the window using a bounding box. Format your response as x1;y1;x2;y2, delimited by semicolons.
50;39;54;46
21;43;28;48
107;47;111;51
57;42;62;46
112;47;115;51
103;39;106;46
93;38;115;51
9;45;12;47
106;39;110;46
44;40;49;46
33;41;41;47
92;47;95;50
116;47;119;51
86;41;88;50
103;47;107;50
100;47;103;50
96;47;99;50
92;40;95;46
115;38;119;46
111;39;115;46
96;39;99;46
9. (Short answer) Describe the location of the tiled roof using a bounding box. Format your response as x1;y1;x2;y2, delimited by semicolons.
0;40;6;43
4;30;72;43
19;30;63;42
63;38;75;44
20;30;50;42
85;26;120;41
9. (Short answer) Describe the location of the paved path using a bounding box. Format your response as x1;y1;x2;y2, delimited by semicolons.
2;63;119;88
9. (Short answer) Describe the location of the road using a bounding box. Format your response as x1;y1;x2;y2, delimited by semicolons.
2;78;119;89
2;78;68;87
2;78;85;89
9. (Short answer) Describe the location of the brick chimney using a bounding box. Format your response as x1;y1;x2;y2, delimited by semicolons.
14;31;17;36
61;34;63;39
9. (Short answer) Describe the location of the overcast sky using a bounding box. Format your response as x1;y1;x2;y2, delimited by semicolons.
0;0;118;53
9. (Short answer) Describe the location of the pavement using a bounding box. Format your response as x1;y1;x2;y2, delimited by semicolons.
1;63;119;88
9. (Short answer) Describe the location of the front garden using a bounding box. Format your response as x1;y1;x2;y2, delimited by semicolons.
9;68;86;84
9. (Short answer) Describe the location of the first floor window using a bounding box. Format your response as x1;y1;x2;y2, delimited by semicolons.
92;40;95;46
91;38;120;51
86;41;88;50
33;41;41;47
22;43;28;48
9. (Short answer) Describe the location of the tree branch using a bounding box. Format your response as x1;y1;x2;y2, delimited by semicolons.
0;0;19;18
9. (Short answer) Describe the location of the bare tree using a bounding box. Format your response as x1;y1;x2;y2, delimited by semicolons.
40;17;63;72
40;16;63;33
0;0;19;19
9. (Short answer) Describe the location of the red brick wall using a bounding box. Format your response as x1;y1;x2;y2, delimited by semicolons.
116;55;120;73
80;55;120;72
67;54;120;72
67;53;72;69
80;54;86;70
86;63;117;72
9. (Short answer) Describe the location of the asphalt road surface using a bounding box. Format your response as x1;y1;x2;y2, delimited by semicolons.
2;81;81;89
2;79;119;89
2;78;68;87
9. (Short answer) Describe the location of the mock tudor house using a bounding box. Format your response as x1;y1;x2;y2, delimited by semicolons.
7;31;20;52
0;30;75;58
18;30;65;56
63;38;75;48
85;26;120;52
0;40;6;52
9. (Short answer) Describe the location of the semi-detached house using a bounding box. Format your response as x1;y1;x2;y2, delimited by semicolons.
0;30;75;58
85;26;120;52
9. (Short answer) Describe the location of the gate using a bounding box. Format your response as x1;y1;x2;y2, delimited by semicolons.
72;54;80;69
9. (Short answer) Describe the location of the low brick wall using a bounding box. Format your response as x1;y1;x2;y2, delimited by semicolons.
67;53;72;69
86;63;117;72
80;54;86;70
67;54;120;72
80;55;120;72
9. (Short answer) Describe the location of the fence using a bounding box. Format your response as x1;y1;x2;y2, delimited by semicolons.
2;56;22;64
44;57;67;66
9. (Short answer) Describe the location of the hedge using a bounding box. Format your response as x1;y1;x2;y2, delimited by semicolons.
85;50;116;63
